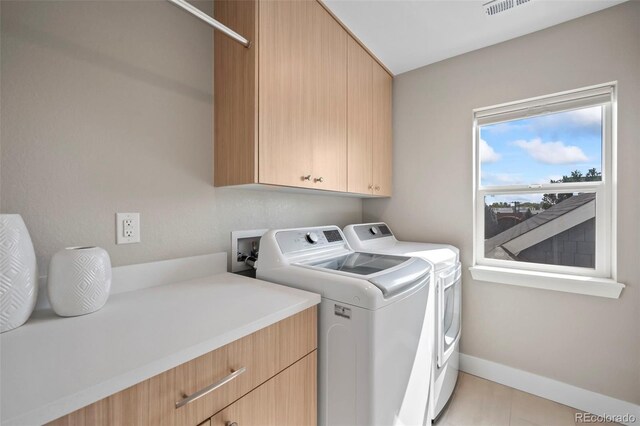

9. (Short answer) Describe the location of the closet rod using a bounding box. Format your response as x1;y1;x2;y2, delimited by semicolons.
167;0;251;48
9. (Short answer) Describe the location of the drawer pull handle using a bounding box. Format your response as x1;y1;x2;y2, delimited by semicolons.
175;367;247;409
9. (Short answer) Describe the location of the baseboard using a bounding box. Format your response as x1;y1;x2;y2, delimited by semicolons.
460;353;640;426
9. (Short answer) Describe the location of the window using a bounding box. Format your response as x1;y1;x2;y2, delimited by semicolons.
470;83;624;298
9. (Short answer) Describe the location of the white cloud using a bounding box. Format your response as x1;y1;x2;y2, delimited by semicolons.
480;139;501;163
566;106;601;126
483;172;524;186
482;122;527;134
534;175;564;184
527;106;601;133
513;138;588;164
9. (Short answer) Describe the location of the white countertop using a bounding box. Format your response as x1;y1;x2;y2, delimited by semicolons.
0;272;320;426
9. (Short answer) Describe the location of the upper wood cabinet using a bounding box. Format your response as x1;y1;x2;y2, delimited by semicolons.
347;37;373;195
214;0;392;197
258;0;347;191
347;38;393;196
372;62;393;196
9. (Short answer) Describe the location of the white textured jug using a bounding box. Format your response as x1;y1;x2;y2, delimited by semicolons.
0;214;38;333
48;247;112;317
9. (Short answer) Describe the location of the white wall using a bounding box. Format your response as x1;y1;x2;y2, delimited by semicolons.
0;1;362;271
364;2;640;404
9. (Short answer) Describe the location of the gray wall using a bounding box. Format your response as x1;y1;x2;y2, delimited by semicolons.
0;1;362;271
364;2;640;404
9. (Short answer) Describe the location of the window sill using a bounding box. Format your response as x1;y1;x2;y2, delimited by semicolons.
469;265;624;299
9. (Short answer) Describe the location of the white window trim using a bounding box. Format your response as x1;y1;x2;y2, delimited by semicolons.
469;266;624;299
470;82;625;298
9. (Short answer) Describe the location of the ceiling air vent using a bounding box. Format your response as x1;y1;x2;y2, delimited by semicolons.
484;0;531;16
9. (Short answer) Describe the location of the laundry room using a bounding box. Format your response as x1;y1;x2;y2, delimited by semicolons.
1;0;638;425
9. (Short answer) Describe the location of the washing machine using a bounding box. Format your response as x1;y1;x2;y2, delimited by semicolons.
257;225;434;426
343;223;462;422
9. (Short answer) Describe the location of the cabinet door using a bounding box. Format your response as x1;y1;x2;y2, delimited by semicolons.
372;63;393;196
47;372;176;426
347;37;373;195
259;0;347;191
210;351;317;426
214;0;258;187
309;1;347;192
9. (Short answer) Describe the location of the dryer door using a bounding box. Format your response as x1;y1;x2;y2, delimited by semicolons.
437;263;462;368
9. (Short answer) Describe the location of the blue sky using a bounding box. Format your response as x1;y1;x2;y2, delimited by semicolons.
481;106;602;204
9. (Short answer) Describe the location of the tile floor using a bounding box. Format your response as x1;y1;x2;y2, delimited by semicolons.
436;373;618;426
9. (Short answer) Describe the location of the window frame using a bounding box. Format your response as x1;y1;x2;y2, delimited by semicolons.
470;82;623;297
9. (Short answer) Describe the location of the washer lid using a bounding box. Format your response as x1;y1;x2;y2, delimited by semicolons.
368;257;431;296
304;252;431;297
306;252;408;276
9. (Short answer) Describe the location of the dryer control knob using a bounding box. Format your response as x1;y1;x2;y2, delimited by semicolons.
306;232;319;244
369;226;379;235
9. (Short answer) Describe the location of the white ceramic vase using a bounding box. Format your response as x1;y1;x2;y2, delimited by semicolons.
48;247;112;317
0;214;39;333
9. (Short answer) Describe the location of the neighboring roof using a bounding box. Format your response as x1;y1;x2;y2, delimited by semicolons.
485;193;596;255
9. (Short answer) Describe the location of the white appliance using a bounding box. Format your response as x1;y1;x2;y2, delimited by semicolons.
343;223;462;422
257;226;434;426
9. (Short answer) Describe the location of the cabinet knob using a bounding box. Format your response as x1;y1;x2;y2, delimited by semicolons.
302;175;311;181
375;185;381;191
314;177;324;183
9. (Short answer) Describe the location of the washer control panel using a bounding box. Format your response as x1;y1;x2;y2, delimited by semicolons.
276;227;345;254
306;232;319;244
353;223;394;241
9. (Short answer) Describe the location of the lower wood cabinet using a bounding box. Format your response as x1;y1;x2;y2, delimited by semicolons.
49;307;317;426
210;351;316;426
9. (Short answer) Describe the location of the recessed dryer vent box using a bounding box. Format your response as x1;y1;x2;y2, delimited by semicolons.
231;229;268;273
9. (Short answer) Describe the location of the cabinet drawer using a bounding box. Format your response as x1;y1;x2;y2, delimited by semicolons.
48;307;317;426
175;306;317;425
47;372;175;426
210;350;317;426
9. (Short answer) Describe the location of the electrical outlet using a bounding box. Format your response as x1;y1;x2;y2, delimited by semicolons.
116;213;140;244
123;219;134;237
231;229;267;273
